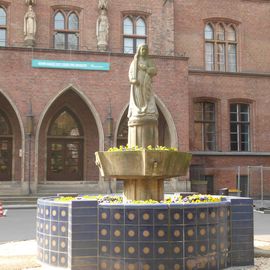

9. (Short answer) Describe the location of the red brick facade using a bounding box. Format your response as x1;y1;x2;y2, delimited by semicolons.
0;0;269;197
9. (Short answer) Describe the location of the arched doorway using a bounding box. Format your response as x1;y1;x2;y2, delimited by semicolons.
47;109;83;181
117;107;171;147
37;88;100;183
0;110;12;181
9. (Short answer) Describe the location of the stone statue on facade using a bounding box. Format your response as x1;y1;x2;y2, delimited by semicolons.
128;44;158;121
96;9;109;51
25;0;36;5
24;5;36;47
98;0;108;10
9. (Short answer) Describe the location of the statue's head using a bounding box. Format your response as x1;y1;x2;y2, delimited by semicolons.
136;44;148;57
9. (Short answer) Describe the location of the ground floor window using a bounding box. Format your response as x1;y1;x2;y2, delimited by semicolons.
237;175;248;197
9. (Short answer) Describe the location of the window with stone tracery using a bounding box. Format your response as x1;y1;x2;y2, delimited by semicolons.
205;22;237;72
53;10;79;50
0;6;7;46
123;15;147;54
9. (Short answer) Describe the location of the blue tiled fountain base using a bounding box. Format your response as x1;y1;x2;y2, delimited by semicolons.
36;196;254;270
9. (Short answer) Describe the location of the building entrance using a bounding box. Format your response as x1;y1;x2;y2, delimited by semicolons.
47;109;84;181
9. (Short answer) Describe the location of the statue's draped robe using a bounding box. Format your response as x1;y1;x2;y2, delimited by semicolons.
128;56;158;120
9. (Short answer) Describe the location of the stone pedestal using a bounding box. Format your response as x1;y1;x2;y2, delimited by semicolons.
126;117;161;201
24;38;35;47
128;118;158;148
123;178;164;201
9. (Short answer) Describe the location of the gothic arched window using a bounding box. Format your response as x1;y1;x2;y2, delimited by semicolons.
0;7;7;46
123;15;147;54
205;22;237;72
53;10;79;50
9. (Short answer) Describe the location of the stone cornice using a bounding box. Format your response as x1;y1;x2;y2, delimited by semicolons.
189;69;270;78
0;46;189;61
191;151;270;156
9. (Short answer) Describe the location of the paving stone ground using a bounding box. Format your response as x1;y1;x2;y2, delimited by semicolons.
0;240;270;270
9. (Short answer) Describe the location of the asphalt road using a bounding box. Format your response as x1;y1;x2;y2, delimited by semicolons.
0;208;269;244
0;209;36;244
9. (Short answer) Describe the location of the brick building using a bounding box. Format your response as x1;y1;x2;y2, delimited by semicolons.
0;0;269;197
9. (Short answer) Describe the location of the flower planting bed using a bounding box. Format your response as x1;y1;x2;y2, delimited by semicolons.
36;196;253;270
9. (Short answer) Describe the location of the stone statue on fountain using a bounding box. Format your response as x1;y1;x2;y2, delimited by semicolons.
128;44;158;121
128;44;159;147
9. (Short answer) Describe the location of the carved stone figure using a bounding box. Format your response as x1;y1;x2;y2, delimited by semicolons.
98;0;108;10
96;9;109;51
128;44;158;120
24;5;36;46
25;0;36;6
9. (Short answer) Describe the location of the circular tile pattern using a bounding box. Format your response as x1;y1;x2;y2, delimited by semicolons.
128;246;135;254
220;226;224;233
45;209;49;215
220;210;224;217
200;228;206;236
143;247;150;254
143;230;150;238
210;211;216;218
174;246;181;254
61;210;66;217
52;240;56;247
114;262;121;270
199;212;206;219
174;229;181;237
44;253;48;260
101;261;108;269
128;230;135;237
61;241;66;248
174;264;181;270
114;212;121;220
61;226;66;233
45;224;49;231
158;264;165;270
143;264;150;270
211;243;216;251
187;245;194;253
101;229;108;236
157;213;165;221
52;210;57;216
220;242;225;250
158;247;165;254
52;225;57;232
158;230;165;237
187;212;193;220
40;209;44;215
187;229;194;237
128;212;136;221
143;213;150;220
114;229;121;237
101;212;107;220
60;257;66;264
174;213;181;220
211;227;216;234
101;245;107;253
200;245;206;252
114;246;121;254
51;256;56;263
45;239;48;246
128;264;135;270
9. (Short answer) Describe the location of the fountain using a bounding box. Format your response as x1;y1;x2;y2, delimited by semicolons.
36;45;254;270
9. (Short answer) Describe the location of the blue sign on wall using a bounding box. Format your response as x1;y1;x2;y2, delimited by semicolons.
32;59;110;71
